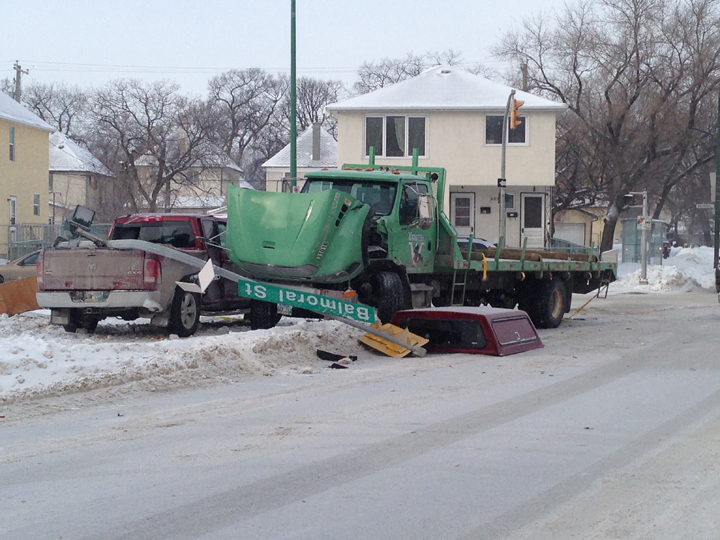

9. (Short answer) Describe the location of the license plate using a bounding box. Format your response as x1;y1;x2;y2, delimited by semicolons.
82;291;108;302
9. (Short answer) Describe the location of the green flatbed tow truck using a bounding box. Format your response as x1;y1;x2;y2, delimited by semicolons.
225;156;617;330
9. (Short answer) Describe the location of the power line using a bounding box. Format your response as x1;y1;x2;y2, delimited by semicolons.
0;59;508;77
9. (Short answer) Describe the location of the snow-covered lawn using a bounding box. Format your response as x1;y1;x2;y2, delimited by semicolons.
0;246;716;405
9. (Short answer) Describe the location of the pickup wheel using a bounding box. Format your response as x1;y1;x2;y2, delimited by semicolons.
532;277;566;329
168;289;201;337
250;300;281;330
373;271;405;323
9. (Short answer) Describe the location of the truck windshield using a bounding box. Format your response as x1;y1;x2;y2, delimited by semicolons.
112;222;196;249
302;180;397;216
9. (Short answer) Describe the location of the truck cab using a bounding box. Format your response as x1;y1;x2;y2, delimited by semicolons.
300;170;438;274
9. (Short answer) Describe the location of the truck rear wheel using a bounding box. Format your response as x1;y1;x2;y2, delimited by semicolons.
250;300;281;330
532;277;566;329
373;271;405;323
168;289;201;337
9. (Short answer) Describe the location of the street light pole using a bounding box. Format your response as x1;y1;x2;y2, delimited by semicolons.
499;90;514;245
289;0;297;190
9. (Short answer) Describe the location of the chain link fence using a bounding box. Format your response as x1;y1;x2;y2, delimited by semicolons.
0;222;112;262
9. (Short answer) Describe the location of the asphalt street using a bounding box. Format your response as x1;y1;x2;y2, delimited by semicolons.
2;291;719;539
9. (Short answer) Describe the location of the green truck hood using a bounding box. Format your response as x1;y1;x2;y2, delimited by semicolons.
225;184;371;283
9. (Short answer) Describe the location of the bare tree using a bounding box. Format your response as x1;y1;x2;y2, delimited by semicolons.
21;83;89;136
88;79;213;213
285;76;345;135
0;77;12;97
353;50;465;94
496;0;720;251
207;69;285;165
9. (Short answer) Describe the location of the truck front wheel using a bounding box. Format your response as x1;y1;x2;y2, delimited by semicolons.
372;271;405;323
168;289;201;337
250;300;281;330
532;277;566;329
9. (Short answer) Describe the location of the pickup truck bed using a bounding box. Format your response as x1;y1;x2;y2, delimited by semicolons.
36;213;251;337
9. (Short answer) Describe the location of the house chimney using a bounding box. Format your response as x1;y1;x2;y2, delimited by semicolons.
312;122;321;162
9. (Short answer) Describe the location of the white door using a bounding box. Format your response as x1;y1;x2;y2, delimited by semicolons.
521;194;545;248
450;193;475;236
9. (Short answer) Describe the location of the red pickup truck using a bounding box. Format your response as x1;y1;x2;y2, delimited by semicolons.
36;213;250;336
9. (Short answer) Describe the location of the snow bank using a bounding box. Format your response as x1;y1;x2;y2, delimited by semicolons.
0;313;365;405
612;246;716;293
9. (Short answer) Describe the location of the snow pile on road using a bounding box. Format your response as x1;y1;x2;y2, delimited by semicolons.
612;246;716;293
0;313;365;405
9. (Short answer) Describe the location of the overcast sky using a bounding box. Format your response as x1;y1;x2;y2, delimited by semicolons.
1;0;567;97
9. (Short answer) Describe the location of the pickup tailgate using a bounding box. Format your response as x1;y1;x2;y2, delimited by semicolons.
41;248;147;291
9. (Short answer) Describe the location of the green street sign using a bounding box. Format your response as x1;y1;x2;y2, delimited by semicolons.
237;278;376;323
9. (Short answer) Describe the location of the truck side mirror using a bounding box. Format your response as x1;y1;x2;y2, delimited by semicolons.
417;194;434;230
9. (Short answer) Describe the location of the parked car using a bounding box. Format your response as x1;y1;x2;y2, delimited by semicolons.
456;236;497;251
0;250;41;283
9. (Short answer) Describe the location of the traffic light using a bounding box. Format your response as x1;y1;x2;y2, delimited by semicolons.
510;98;524;130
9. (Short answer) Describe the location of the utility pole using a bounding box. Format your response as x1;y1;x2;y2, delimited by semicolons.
521;62;529;92
13;61;29;103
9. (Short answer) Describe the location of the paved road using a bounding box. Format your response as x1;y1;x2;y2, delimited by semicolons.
2;292;720;539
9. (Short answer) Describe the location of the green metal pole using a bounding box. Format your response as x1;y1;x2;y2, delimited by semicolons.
714;94;720;272
290;0;297;189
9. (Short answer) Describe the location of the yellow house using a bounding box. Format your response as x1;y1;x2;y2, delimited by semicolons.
0;91;53;257
325;66;567;248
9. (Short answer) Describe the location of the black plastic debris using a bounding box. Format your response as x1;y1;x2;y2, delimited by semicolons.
327;363;348;369
317;349;357;362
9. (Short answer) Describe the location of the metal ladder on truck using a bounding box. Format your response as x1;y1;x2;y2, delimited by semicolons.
451;234;474;306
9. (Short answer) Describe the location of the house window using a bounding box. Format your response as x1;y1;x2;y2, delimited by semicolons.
365;116;426;157
9;126;15;161
454;198;472;227
485;115;526;145
505;193;515;210
33;194;40;216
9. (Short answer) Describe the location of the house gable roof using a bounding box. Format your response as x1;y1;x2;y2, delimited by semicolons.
0;91;54;132
263;125;338;169
326;65;568;113
49;131;113;176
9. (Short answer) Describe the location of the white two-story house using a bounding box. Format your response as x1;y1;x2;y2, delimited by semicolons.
325;65;567;247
